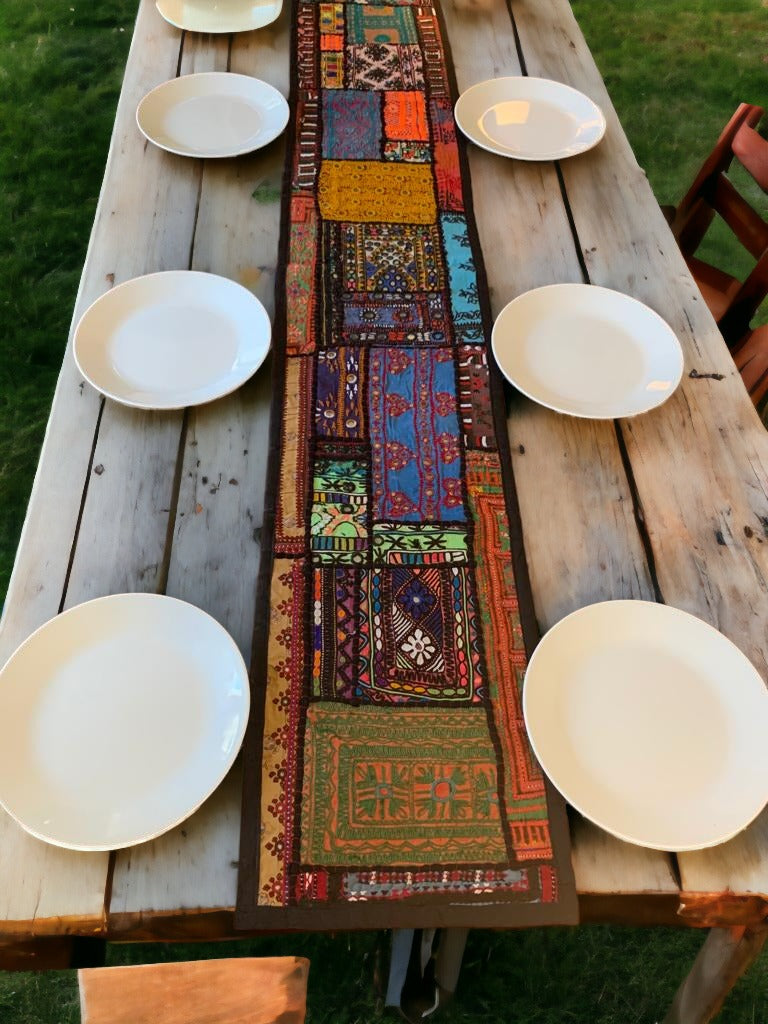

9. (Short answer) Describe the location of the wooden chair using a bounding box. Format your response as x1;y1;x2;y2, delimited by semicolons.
733;324;768;408
78;957;309;1024
663;103;768;346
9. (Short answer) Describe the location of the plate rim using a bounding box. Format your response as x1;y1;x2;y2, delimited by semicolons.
72;269;272;411
454;74;607;161
135;71;289;159
0;592;251;852
490;282;684;419
155;0;283;34
523;599;768;852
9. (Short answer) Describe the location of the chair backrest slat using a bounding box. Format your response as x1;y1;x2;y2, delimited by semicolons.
710;175;768;260
732;124;768;194
667;102;768;351
673;104;762;231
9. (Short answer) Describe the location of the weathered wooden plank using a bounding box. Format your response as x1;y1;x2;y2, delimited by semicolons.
440;0;667;896
679;812;768;900
62;31;228;601
512;0;768;896
78;956;310;1024
109;766;241;918
178;27;230;75
0;0;188;935
63;406;184;601
570;816;679;896
512;0;768;665
163;133;286;656
109;15;290;919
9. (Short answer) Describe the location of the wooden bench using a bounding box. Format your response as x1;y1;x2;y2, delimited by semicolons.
78;957;309;1024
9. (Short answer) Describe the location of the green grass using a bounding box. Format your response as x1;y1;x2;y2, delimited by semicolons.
0;1;136;601
571;0;768;292
1;1;768;1022
1;927;767;1024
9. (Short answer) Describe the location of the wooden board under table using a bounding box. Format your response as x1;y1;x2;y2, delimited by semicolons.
2;0;768;1015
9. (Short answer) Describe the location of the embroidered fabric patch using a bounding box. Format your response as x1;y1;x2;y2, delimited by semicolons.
300;705;505;865
238;0;576;930
318;160;437;223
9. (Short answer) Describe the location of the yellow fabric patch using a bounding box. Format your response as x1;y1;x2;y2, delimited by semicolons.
318;160;437;224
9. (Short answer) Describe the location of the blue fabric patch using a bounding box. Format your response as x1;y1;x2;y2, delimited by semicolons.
441;213;484;344
322;90;382;160
369;347;465;522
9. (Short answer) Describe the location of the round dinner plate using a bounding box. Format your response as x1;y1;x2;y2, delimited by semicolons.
523;601;768;851
0;594;250;851
136;73;288;159
454;76;606;161
491;283;684;418
156;0;282;33
73;271;271;410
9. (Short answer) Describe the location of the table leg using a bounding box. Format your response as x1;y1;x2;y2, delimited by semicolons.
662;925;768;1024
385;929;415;1008
434;928;469;997
386;928;469;1021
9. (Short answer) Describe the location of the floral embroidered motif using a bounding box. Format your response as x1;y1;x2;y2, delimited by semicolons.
401;628;435;665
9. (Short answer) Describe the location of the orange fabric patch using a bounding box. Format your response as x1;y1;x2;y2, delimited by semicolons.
434;140;463;212
286;195;318;354
320;33;344;50
384;91;429;142
318;160;436;224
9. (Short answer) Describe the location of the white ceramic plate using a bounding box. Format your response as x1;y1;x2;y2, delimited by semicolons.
73;271;271;410
137;73;288;159
491;283;683;418
454;76;606;161
524;600;768;851
0;594;249;851
156;0;282;33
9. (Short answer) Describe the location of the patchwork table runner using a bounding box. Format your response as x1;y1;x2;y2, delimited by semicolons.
237;0;577;928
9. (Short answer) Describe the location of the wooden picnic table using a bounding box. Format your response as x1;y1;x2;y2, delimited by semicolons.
2;0;768;1019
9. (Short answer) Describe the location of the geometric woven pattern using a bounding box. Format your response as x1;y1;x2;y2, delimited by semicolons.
300;705;506;865
237;0;577;930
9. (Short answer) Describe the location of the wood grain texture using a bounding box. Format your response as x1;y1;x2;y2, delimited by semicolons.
678;811;768;898
440;0;668;895
110;764;241;917
109;9;290;920
64;405;184;602
78;957;309;1024
64;27;226;603
7;0;768;950
511;0;768;896
0;0;187;933
570;816;679;896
